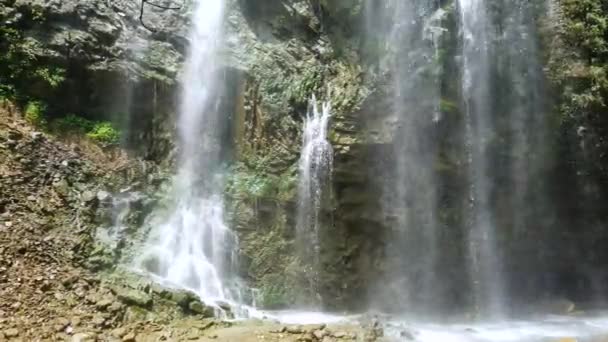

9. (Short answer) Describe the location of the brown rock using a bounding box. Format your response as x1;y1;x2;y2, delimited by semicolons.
3;329;18;338
313;329;328;340
121;332;136;342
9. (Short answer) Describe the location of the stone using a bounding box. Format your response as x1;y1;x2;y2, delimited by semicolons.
298;333;314;342
3;329;18;338
313;329;328;340
55;318;70;332
111;327;127;338
287;326;304;334
53;179;70;197
188;300;213;317
169;289;199;308
91;315;106;327
31;132;43;141
71;332;96;342
115;288;152;307
96;190;111;202
107;301;123;313
121;332;136;342
400;329;415;340
332;331;347;338
95;298;113;310
81;191;96;203
7;131;22;140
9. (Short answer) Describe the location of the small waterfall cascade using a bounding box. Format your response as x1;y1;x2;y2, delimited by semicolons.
459;0;507;317
296;96;333;298
135;0;245;309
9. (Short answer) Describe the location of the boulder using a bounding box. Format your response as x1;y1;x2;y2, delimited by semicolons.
115;288;152;308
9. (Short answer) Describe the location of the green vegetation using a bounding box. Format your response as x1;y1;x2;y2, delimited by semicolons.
551;0;608;175
0;18;65;101
24;101;47;127
51;115;120;145
86;122;121;144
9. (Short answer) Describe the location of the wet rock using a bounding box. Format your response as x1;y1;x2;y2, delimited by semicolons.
96;190;111;202
115;288;152;308
169;289;200;308
541;298;576;314
313;329;328;340
287;325;304;334
188;300;214;317
81;190;96;203
400;329;415;340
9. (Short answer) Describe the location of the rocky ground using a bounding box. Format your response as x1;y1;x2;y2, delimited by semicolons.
0;107;381;341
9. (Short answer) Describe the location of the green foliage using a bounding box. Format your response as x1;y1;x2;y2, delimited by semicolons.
49;114;121;145
0;13;64;100
551;0;608;177
24;101;47;127
558;0;608;115
86;122;121;144
51;114;95;133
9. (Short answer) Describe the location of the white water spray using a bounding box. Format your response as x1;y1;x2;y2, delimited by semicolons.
296;96;333;296
135;0;242;307
459;0;506;316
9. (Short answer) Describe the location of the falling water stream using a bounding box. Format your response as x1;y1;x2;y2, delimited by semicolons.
134;0;244;309
459;0;506;316
296;96;333;300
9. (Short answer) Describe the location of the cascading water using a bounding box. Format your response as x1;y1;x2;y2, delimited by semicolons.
135;0;242;307
365;0;445;315
458;0;506;316
296;96;333;299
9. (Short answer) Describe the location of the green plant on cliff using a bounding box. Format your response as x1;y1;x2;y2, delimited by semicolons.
551;0;608;174
51;114;96;133
0;11;64;100
48;114;121;145
24;100;47;127
86;122;121;145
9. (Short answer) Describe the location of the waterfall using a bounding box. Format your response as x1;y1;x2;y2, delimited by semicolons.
365;0;444;315
458;0;549;316
389;0;442;314
135;0;242;307
296;96;333;299
459;0;507;317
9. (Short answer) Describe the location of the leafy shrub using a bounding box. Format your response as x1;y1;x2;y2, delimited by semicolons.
51;114;95;133
86;122;121;144
24;101;46;126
